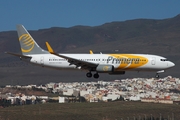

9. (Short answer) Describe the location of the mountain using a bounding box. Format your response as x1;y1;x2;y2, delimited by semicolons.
0;14;180;86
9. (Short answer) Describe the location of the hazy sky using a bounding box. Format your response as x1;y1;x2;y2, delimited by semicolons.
0;0;180;31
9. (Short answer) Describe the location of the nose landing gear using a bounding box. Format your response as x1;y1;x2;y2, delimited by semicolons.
155;73;159;78
155;70;165;78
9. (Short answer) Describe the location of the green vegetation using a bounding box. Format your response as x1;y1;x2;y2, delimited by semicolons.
0;102;179;120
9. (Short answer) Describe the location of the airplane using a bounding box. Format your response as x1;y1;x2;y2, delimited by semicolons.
6;24;175;79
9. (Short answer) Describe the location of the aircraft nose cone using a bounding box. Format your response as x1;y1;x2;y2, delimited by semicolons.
169;61;175;67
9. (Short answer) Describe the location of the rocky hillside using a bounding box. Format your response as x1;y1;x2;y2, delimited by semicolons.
0;14;180;86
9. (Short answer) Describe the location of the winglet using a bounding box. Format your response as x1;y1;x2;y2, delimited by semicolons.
45;42;55;54
89;50;93;54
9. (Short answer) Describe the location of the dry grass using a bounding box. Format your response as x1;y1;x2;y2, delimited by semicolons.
0;101;179;120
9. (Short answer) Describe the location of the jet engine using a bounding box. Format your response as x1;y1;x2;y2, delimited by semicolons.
96;65;114;73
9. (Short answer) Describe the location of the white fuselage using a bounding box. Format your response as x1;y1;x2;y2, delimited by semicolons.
29;53;175;72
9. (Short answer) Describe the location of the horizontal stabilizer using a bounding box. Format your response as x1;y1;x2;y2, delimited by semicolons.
5;52;31;59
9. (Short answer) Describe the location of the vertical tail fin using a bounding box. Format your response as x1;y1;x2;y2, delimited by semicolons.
16;24;49;55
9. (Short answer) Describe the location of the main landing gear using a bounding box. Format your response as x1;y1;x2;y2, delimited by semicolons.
86;72;99;79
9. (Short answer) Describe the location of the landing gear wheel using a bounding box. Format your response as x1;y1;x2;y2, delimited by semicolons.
93;73;99;79
86;72;92;78
155;74;159;78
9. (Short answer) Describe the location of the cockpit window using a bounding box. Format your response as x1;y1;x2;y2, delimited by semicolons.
160;59;167;61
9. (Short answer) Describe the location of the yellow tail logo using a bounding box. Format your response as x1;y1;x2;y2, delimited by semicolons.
19;34;34;53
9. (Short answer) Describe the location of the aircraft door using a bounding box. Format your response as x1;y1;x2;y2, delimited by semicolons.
151;57;156;65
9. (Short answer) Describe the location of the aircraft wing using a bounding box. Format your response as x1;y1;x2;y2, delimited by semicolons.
45;42;98;69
